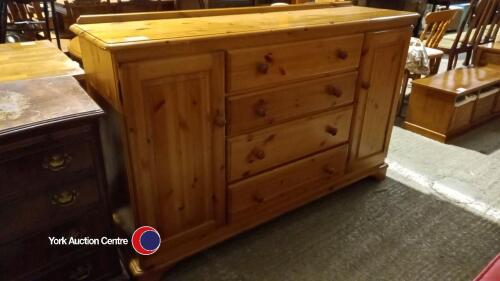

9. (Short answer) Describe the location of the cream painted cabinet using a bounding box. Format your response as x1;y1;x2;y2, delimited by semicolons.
118;53;226;246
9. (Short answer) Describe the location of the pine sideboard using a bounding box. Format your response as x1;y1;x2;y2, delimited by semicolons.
71;5;418;280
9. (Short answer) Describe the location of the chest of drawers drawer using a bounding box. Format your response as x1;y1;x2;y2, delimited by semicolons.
227;34;363;92
0;179;100;243
0;211;107;281
0;133;96;201
227;72;357;135
228;106;352;182
228;144;348;221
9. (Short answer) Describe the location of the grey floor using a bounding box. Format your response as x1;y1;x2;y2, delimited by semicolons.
162;55;500;281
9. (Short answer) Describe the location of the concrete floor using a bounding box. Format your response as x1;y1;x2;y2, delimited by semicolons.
161;118;500;281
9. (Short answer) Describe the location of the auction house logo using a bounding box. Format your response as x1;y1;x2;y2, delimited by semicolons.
131;226;161;255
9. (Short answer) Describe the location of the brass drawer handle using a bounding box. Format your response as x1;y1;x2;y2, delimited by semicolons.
68;263;92;281
337;49;348;60
51;190;79;207
325;125;338;136
42;153;72;172
326;85;343;97
323;164;336;175
257;62;269;74
254;99;267;117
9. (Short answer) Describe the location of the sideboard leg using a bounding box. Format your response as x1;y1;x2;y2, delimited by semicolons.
129;258;176;281
372;163;388;181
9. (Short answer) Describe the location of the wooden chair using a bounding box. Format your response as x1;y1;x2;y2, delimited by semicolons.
439;0;500;70
398;9;458;116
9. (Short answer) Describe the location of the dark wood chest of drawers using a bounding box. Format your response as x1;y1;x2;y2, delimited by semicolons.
0;76;121;281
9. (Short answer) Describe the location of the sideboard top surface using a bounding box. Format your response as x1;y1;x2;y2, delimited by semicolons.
71;6;418;51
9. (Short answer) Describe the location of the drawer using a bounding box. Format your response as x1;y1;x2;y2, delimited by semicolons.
472;86;498;122
449;94;476;132
0;179;101;243
228;72;357;135
227;34;363;92
228;106;352;182
0;211;108;281
228;145;348;221
38;249;120;281
495;94;500;113
0;140;96;201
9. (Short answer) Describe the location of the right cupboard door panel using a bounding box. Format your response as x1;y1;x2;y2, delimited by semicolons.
349;28;411;171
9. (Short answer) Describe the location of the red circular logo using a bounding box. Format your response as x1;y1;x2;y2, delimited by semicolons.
131;226;161;255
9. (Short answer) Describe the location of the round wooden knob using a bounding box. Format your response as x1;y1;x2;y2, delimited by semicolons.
337;49;348;60
326;85;342;97
252;193;264;203
255;100;267;117
361;81;371;90
325;125;338;136
257;63;269;74
214;115;226;127
323;164;336;175
264;53;274;63
252;148;266;160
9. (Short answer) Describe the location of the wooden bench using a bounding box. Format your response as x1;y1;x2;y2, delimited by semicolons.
404;66;500;142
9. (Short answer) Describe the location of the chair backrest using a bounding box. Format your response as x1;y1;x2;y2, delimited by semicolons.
420;9;458;48
65;0;112;23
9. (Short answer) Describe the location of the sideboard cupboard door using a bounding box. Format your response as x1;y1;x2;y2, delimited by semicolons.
118;53;226;244
348;28;411;171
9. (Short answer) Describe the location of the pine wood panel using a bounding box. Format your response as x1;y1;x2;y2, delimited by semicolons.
70;6;416;50
472;89;498;122
228;144;348;221
227;72;357;135
0;41;83;82
228;106;352;182
349;27;411;170
227;35;363;92
118;53;226;241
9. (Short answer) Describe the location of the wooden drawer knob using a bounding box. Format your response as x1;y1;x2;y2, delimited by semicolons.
252;148;266;160
214;111;226;127
42;153;72;172
361;81;371;90
323;164;336;175
326;85;343;97
252;193;265;203
257;63;269;74
337;49;348;60
254;99;267;117
325;125;338;136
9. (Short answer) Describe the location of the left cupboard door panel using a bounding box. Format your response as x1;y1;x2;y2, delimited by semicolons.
119;53;226;244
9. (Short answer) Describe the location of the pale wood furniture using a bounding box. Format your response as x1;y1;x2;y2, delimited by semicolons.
0;76;122;281
398;9;458;116
439;0;500;70
71;6;417;280
404;66;500;142
0;40;83;82
474;41;500;66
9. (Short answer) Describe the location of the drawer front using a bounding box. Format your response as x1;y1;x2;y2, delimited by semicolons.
227;34;363;92
228;106;352;182
472;91;496;122
228;72;357;135
495;94;500;113
0;140;96;201
38;249;120;281
0;212;107;281
229;145;348;221
0;179;100;243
